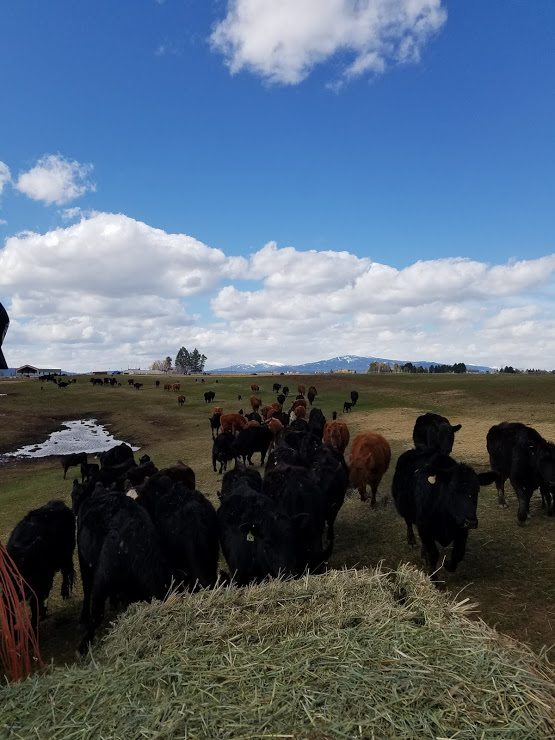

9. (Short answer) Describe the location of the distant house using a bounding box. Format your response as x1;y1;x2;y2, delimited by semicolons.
16;365;62;377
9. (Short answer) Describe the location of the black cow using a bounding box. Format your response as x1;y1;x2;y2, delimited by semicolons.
232;425;273;466
219;462;263;499
6;500;75;629
73;485;170;652
204;390;216;403
273;383;281;393
61;452;87;479
277;394;286;406
137;479;219;590
140;462;196;494
311;443;349;545
282;386;289;396
134;382;143;390
272;410;289;427
265;445;308;472
307;391;316;406
245;411;262;424
307;408;326;440
263;464;329;575
487;421;555;523
80;462;100;484
99;443;135;469
279;429;321;460
392;448;496;580
412;412;462;455
342;401;353;413
209;412;222;440
290;418;308;432
124;459;159;486
212;432;236;474
218;482;297;586
58;381;69;389
350;390;359;406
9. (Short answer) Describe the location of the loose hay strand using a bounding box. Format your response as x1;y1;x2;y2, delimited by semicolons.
1;566;554;739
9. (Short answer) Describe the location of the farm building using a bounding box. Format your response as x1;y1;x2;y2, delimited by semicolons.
15;365;62;377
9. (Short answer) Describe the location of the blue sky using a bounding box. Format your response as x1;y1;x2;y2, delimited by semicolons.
0;0;554;371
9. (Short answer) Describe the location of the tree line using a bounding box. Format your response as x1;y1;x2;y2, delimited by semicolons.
150;347;207;374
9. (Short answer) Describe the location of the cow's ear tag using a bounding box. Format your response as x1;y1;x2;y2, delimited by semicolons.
247;531;255;542
428;475;436;485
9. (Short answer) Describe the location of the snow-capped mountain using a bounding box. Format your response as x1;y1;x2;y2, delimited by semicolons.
207;355;493;374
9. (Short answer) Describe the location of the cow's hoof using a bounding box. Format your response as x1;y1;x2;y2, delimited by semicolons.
499;503;508;509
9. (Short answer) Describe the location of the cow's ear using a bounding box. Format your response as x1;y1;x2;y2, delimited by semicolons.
477;471;497;486
452;424;462;433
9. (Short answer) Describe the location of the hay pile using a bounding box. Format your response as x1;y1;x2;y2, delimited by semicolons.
2;565;554;739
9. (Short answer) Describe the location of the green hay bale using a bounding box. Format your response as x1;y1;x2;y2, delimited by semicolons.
1;566;554;739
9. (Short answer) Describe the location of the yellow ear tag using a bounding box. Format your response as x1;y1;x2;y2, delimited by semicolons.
428;475;436;485
247;531;255;542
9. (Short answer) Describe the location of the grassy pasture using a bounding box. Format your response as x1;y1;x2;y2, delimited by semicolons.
0;371;554;666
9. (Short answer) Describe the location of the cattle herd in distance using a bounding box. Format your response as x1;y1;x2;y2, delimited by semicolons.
4;377;554;655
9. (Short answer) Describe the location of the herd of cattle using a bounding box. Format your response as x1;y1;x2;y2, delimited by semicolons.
3;380;555;655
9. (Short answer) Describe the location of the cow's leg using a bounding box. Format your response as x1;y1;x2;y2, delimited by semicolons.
445;530;469;572
358;484;368;502
495;475;508;508
61;558;75;600
78;555;93;624
512;479;532;524
369;482;378;508
405;520;416;547
539;485;553;515
418;529;439;579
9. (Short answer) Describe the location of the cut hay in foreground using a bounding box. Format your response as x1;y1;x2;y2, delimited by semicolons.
1;566;554;739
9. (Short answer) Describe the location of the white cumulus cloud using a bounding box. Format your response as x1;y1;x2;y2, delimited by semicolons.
0;161;12;196
14;154;96;205
211;0;447;85
1;211;554;372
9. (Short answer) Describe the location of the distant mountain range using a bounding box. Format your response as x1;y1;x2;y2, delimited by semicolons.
207;355;494;374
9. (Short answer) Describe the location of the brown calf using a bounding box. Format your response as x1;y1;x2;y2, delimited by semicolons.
349;432;391;506
220;413;248;435
323;421;350;454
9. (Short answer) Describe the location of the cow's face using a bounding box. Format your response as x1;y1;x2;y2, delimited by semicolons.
445;466;480;529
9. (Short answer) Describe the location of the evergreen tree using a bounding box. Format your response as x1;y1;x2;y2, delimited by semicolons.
164;356;173;372
175;347;191;373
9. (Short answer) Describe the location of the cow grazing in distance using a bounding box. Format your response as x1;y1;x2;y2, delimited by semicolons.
349;432;391;505
177;395;185;406
487;421;555;523
172;383;181;392
343;401;353;413
218;482;297;586
7;500;75;628
413;412;462;455
392;448;497;580
61;452;88;479
323;421;350;454
155;380;160;387
204;390;216;403
134;382;143;390
350;390;359;406
273;383;281;393
250;383;260;392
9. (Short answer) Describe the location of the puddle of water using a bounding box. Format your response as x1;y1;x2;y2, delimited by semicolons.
2;419;140;460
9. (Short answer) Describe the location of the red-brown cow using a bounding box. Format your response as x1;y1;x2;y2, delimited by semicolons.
349;432;391;506
249;395;262;411
220;413;248;435
298;384;305;395
177;395;186;406
250;383;260;392
323;421;350;454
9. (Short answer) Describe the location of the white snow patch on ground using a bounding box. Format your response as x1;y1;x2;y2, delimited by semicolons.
2;418;139;460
